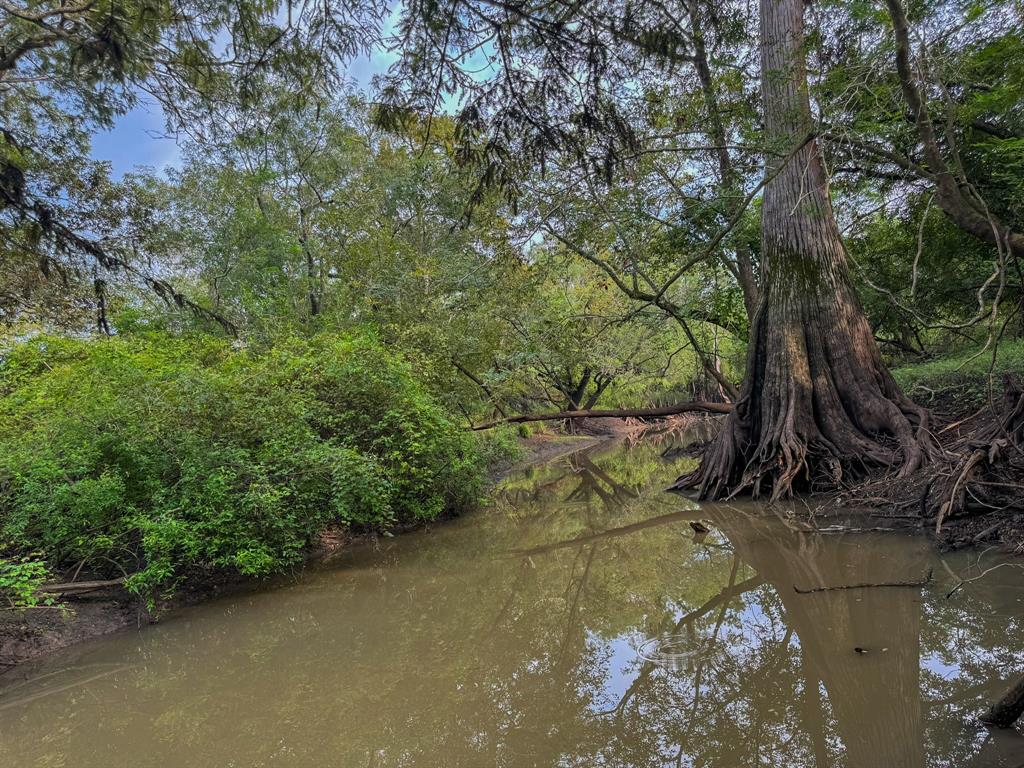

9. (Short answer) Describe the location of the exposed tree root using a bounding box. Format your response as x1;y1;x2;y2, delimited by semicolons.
672;277;942;501
931;378;1024;532
819;377;1024;548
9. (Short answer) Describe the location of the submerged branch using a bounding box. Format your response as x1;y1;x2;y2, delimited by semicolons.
793;569;933;594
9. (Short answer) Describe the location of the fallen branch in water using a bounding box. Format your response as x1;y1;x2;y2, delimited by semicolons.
471;401;732;430
794;569;933;594
945;561;1023;599
804;526;902;534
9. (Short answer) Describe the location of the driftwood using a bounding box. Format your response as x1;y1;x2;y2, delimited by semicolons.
38;577;126;595
793;569;933;594
933;378;1024;531
471;401;732;430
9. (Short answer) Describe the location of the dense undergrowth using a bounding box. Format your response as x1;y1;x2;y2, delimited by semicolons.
0;332;513;606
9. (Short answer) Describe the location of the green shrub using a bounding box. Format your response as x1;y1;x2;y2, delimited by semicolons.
474;425;525;468
0;554;53;608
0;332;483;600
892;338;1024;403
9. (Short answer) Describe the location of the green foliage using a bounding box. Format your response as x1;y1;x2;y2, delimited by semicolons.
848;195;1008;349
892;338;1024;402
475;425;526;468
0;554;54;608
0;332;484;600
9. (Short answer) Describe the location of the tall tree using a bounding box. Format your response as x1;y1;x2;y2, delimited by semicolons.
382;0;936;496
678;0;935;497
0;0;382;330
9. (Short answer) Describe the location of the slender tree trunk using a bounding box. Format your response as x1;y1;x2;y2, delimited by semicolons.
687;0;759;318
298;207;321;317
676;0;934;498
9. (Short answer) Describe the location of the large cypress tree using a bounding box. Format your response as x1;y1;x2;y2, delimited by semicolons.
676;0;936;497
382;0;936;497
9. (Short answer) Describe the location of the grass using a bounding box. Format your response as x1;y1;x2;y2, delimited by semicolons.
892;337;1024;406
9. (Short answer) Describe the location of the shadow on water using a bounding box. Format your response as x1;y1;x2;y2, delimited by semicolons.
1;434;1024;767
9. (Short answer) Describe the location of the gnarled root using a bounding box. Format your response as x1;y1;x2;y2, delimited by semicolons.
672;285;940;501
675;391;937;501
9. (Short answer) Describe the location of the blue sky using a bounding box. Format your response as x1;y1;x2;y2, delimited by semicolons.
90;48;397;178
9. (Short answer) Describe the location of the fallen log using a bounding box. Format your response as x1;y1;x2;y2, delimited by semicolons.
471;401;732;430
38;577;126;595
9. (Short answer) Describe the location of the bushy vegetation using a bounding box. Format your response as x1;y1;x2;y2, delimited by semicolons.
3;0;1023;602
0;332;488;602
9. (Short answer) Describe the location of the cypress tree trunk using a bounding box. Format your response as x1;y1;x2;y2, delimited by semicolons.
677;0;934;498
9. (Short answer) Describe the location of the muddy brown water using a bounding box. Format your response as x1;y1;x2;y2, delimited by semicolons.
2;440;1024;767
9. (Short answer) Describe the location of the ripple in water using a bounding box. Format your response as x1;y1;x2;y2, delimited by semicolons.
637;635;722;668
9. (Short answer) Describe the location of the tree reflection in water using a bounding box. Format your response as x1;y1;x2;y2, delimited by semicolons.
1;439;1023;768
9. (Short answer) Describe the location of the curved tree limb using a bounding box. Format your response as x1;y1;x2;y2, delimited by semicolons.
884;0;1024;258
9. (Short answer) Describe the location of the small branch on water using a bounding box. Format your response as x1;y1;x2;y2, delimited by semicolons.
793;569;933;594
804;526;902;534
945;561;1023;599
470;402;731;430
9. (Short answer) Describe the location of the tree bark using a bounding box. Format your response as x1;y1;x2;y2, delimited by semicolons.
981;673;1024;728
675;0;934;499
298;209;321;317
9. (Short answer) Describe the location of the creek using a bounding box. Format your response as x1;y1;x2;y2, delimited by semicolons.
1;436;1023;767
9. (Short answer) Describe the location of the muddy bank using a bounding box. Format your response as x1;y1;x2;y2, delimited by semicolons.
0;597;136;674
0;565;275;674
0;427;611;674
839;383;1024;553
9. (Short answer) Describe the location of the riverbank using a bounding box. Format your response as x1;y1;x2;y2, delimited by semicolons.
0;429;608;673
3;434;1021;767
794;346;1024;552
4;345;1023;674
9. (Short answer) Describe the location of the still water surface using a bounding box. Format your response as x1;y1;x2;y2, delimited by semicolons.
1;439;1023;767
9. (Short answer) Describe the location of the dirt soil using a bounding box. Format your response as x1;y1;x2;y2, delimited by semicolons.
0;566;272;675
0;596;136;674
